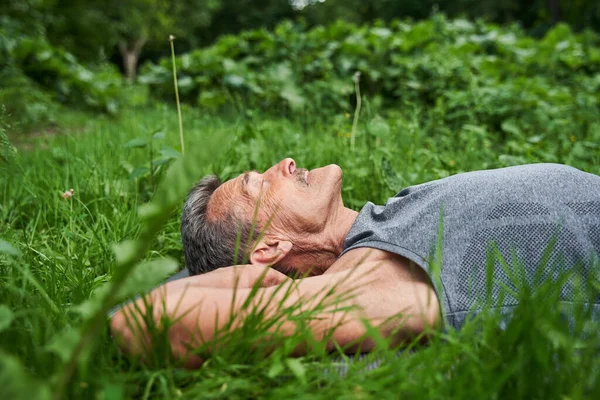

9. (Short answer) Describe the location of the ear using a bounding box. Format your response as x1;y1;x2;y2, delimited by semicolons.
250;239;292;267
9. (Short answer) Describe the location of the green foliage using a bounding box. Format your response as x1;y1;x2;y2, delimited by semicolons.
0;240;20;258
0;16;122;127
142;16;600;147
298;0;600;34
0;351;51;400
2;0;598;103
0;305;15;332
121;128;182;199
0;117;17;169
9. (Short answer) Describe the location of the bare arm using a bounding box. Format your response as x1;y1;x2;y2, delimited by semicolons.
163;264;291;290
110;249;440;367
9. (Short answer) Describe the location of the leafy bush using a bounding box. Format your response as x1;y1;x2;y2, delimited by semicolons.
0;18;123;128
142;16;600;141
0;66;58;128
0;109;17;170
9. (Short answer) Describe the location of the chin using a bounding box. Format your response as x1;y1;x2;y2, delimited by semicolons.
324;164;343;181
310;165;341;192
321;165;344;205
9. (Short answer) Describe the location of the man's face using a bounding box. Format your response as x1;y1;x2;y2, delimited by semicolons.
209;158;344;238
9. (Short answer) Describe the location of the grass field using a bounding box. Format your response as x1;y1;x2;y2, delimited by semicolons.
1;102;600;399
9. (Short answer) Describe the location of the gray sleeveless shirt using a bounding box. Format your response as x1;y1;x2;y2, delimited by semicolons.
341;164;600;330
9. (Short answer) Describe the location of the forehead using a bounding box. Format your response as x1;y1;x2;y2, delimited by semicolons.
206;173;249;220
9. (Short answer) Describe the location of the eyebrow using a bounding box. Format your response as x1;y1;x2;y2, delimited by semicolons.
241;170;257;195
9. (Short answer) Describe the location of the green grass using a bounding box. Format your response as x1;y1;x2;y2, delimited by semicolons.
1;104;600;399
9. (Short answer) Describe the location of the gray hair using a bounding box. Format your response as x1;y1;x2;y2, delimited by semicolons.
181;175;258;275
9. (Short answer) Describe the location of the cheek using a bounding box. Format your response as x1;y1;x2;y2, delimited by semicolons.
289;201;323;233
261;195;316;233
256;191;284;225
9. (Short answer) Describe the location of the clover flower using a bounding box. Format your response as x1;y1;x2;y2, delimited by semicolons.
62;189;75;199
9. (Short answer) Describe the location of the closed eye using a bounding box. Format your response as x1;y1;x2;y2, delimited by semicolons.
243;172;270;200
241;170;259;195
257;177;268;193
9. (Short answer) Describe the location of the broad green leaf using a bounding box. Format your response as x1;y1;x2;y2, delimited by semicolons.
129;166;150;180
123;137;148;149
371;27;392;38
267;361;285;378
463;124;487;136
222;58;237;72
285;358;306;384
527;135;544;144
100;383;124;400
271;63;293;82
152;131;166;140
381;157;403;192
73;283;111;318
368;118;391;138
160;147;181;160
498;154;526;166
0;239;20;257
0;128;17;168
501;120;521;136
37;50;53;61
177;76;194;91
223;74;245;88
112;240;143;266
106;100;119;115
45;328;80;363
280;86;306;111
0;305;14;332
198;90;228;108
0;351;51;400
137;203;162;221
120;161;134;174
118;257;179;298
152;158;171;168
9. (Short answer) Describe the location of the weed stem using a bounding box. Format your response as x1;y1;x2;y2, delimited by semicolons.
170;35;185;155
351;72;362;150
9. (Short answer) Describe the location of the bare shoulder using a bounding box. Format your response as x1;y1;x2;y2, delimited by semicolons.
324;247;441;334
326;247;431;284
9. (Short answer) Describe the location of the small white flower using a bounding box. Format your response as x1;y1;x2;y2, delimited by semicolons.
62;189;75;199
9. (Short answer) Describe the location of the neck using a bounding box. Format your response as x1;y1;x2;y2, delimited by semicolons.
291;206;358;275
327;206;359;257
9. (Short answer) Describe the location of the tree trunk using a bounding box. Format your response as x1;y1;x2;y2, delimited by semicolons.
118;37;147;82
548;0;561;25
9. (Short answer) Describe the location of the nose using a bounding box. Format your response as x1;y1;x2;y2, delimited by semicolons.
282;158;296;176
263;158;296;179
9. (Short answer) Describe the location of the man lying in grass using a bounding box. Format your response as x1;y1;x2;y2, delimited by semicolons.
111;159;600;367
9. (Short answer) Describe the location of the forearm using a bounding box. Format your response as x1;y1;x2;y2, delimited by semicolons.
110;283;247;367
110;273;359;367
110;265;289;364
163;264;289;291
110;258;439;367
